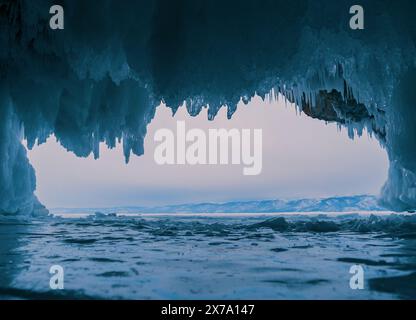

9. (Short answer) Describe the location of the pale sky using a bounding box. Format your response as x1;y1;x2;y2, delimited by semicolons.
27;96;389;208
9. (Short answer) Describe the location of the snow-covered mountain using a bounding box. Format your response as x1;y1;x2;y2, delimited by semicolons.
57;195;386;215
140;195;384;213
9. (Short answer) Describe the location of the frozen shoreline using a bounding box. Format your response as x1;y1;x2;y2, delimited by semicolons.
1;213;415;299
51;210;398;219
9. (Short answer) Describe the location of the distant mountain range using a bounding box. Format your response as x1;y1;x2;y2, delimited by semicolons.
135;195;385;213
58;195;386;214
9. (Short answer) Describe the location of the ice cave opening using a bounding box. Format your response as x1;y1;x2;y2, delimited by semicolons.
1;0;416;214
26;97;388;210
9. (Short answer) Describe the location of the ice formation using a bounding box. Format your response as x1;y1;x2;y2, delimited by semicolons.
0;0;415;214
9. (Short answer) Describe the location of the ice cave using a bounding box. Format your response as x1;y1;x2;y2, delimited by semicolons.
0;0;415;214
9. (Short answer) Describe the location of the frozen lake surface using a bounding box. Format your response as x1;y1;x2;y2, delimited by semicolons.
0;212;415;299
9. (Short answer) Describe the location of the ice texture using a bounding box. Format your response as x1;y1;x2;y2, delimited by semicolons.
0;0;415;214
2;213;416;299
